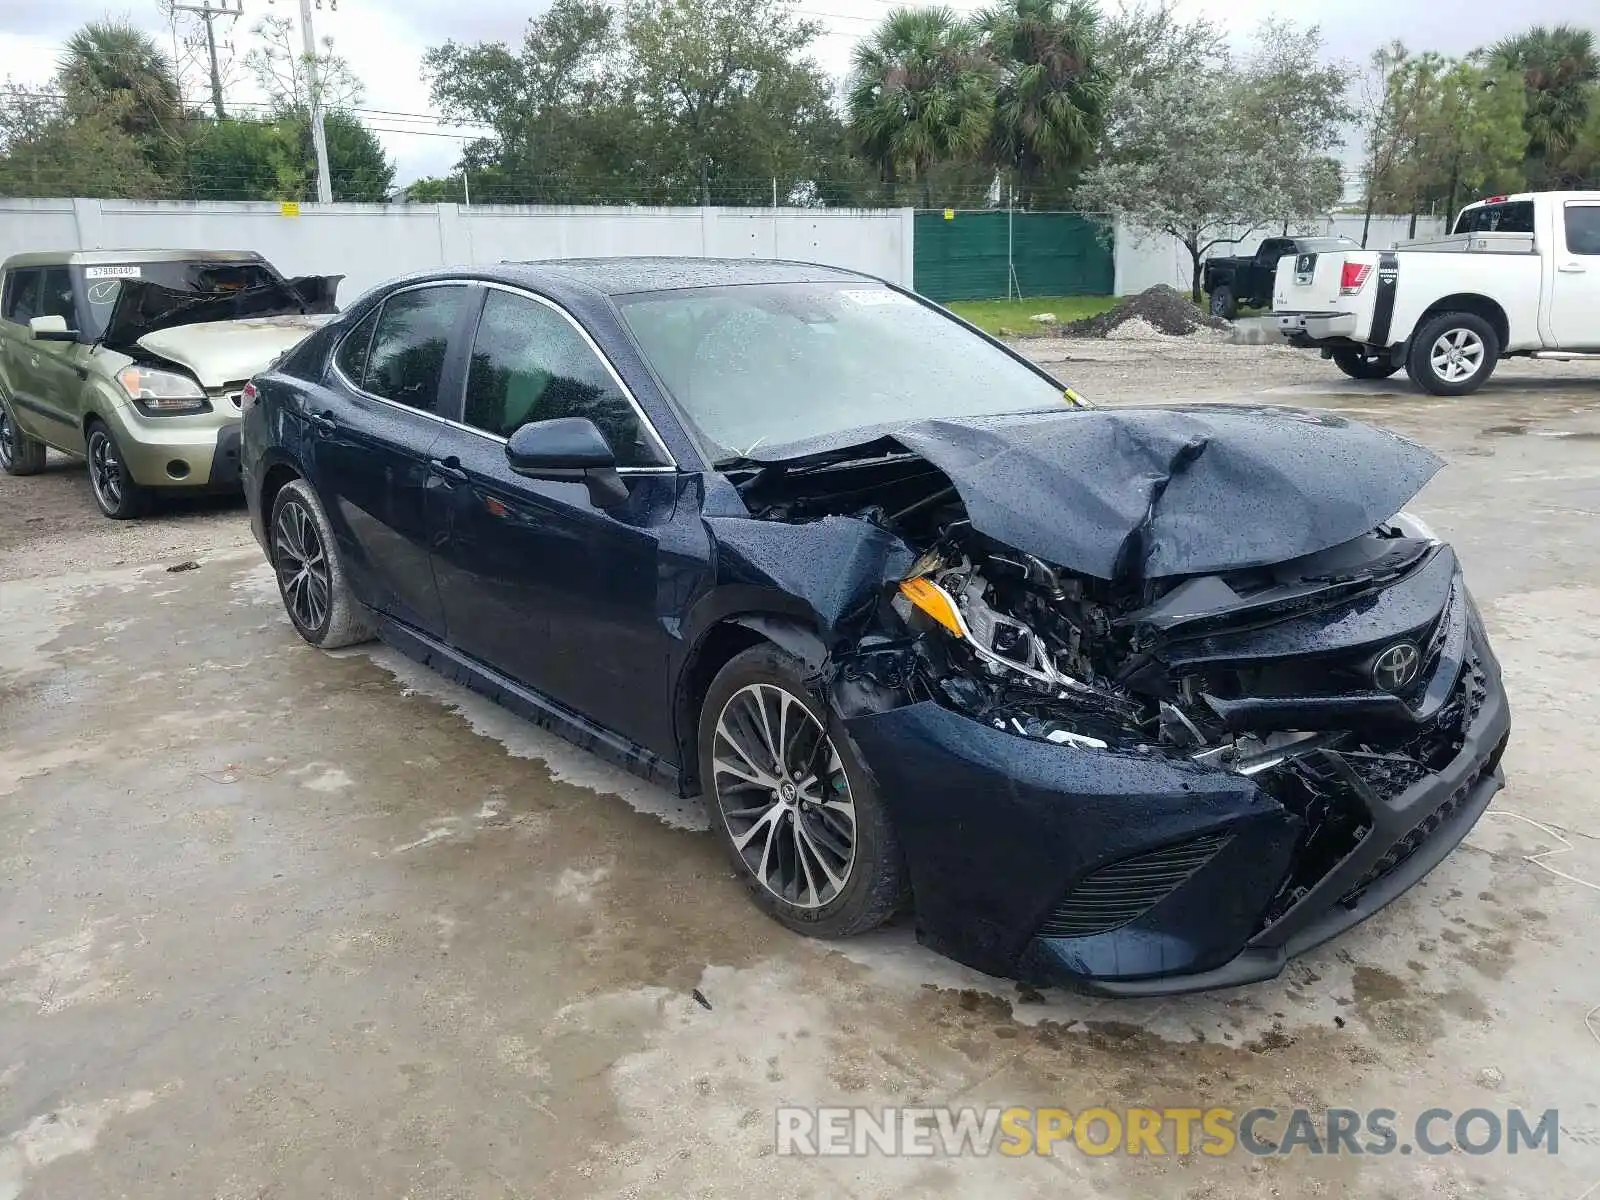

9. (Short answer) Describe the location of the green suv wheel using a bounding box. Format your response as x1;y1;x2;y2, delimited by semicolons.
85;420;148;518
0;403;47;476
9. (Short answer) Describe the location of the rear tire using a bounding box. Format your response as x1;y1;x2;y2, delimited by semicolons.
269;478;374;649
0;401;47;475
1208;285;1237;320
85;420;148;519
1406;312;1499;396
699;643;906;940
1331;349;1401;380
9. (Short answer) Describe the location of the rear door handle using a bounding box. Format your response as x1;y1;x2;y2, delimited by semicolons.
309;411;337;435
429;456;469;484
1558;262;1587;273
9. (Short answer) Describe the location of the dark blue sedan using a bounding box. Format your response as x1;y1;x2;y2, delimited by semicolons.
241;259;1510;995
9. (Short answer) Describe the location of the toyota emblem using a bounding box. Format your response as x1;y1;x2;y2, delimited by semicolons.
1372;642;1421;692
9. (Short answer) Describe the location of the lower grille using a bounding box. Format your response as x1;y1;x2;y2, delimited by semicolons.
1339;747;1500;905
1038;833;1231;938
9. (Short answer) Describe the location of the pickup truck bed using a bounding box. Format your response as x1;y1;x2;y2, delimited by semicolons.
1272;192;1600;395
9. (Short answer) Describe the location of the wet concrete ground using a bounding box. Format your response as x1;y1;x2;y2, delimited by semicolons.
3;357;1599;1198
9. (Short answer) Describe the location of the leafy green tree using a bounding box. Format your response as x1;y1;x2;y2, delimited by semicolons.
0;86;172;198
1077;22;1347;300
847;7;994;207
1369;53;1526;225
57;20;187;178
427;0;845;205
975;0;1108;206
425;0;625;198
1491;24;1598;187
623;0;838;203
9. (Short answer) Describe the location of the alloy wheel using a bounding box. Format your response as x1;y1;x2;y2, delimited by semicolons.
88;430;123;511
1429;328;1485;384
711;683;857;910
273;499;332;633
0;409;14;470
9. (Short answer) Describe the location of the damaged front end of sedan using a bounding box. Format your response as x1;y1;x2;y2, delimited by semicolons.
712;405;1511;995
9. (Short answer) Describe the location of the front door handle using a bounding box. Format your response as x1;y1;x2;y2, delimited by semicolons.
1558;261;1587;273
28;355;39;369
429;456;469;484
309;411;337;436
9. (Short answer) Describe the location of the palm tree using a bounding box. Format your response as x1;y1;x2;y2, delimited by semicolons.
58;20;185;162
847;7;994;207
975;0;1108;207
1490;24;1598;186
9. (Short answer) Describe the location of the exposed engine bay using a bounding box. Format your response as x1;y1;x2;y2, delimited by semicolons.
720;405;1502;942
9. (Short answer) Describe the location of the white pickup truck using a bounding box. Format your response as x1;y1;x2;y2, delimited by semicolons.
1273;191;1600;395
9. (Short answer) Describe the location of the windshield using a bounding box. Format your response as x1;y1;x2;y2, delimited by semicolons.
74;260;281;337
614;282;1071;460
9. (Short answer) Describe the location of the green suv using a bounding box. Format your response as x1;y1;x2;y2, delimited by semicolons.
0;249;336;518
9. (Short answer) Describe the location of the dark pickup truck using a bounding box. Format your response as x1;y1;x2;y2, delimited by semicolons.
1202;235;1357;319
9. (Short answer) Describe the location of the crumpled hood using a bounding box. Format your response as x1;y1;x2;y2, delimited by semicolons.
101;274;341;373
856;405;1441;581
136;314;336;389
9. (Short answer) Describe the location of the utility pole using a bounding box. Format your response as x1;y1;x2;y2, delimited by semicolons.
298;0;334;204
173;0;243;119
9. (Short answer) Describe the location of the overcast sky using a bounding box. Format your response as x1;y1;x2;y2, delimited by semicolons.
1;0;1594;185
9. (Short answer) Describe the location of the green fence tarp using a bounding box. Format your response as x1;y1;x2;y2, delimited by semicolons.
913;210;1114;302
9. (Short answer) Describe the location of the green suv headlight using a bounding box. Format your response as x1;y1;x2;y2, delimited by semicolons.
117;365;211;415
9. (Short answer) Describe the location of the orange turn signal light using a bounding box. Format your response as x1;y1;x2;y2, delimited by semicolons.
898;577;965;637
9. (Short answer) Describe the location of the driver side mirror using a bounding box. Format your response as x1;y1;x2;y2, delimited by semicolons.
505;416;629;508
29;315;79;342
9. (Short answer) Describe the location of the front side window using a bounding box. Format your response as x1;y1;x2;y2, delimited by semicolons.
1565;205;1600;256
616;282;1069;459
363;286;467;413
463;289;665;466
3;267;75;329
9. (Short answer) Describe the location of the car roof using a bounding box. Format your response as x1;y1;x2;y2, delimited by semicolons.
484;256;880;297
1;249;268;271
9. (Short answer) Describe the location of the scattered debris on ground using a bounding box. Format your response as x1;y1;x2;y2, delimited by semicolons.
1061;285;1232;339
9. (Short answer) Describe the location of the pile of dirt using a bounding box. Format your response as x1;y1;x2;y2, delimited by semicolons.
1062;285;1231;339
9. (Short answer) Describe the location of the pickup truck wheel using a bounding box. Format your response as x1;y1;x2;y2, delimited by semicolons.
1331;349;1401;380
1208;285;1237;320
85;420;149;519
1406;312;1500;396
0;402;48;476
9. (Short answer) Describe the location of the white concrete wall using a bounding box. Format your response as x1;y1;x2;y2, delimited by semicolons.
1113;213;1449;295
0;198;916;305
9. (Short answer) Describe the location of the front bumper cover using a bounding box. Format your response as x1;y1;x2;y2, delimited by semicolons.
844;625;1510;997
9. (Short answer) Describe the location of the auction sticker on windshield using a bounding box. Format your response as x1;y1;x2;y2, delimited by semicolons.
85;266;144;280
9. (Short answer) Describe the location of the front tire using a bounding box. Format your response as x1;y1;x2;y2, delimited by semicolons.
0;402;48;475
699;643;905;939
1406;312;1499;396
1209;285;1237;320
1331;348;1402;380
85;420;148;519
269;478;373;648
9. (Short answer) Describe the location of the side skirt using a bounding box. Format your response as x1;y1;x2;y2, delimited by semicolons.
375;616;683;794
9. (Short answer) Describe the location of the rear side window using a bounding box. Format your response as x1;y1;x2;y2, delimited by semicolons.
1566;205;1600;256
2;268;41;324
333;307;380;384
361;286;467;413
462;289;665;466
1453;202;1535;235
